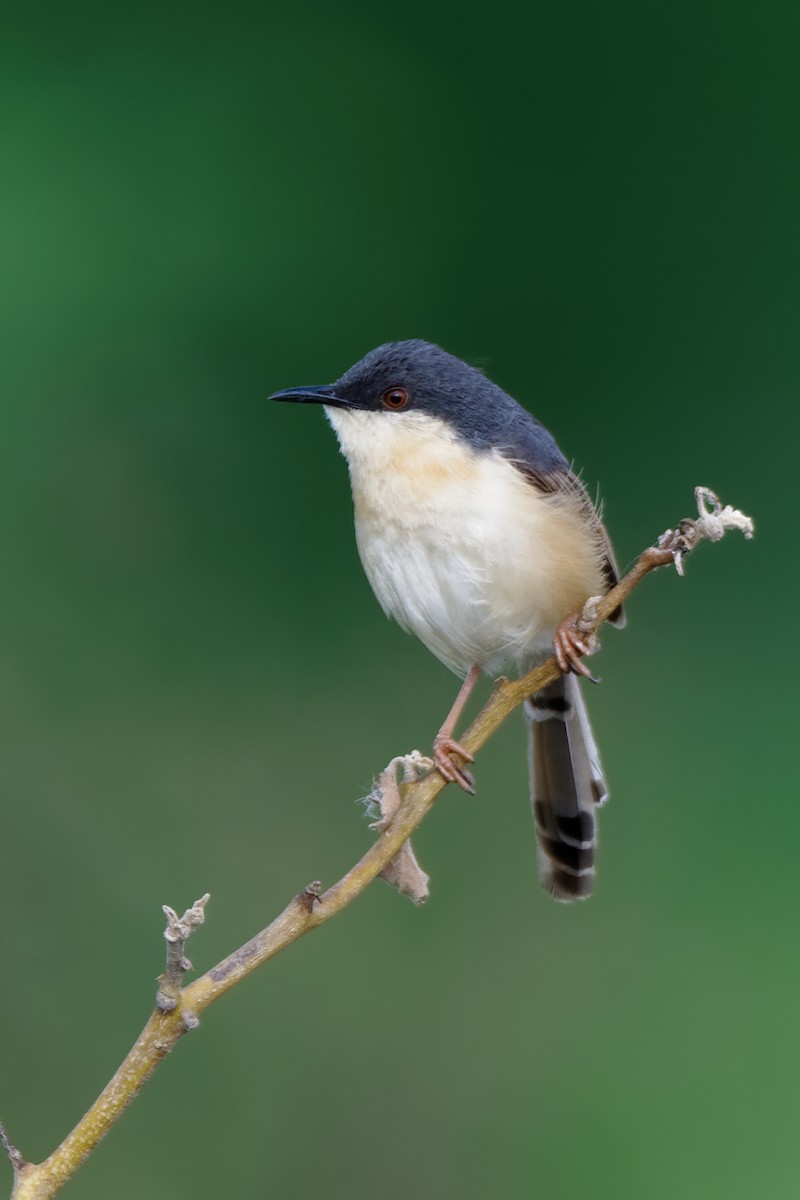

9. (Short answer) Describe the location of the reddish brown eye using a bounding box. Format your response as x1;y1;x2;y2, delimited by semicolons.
381;386;409;410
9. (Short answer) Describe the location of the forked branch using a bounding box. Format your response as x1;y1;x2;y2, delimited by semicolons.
3;487;754;1200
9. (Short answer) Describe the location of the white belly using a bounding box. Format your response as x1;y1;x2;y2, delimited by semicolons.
328;409;603;678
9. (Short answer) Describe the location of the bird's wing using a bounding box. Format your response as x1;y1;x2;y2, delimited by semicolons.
495;413;625;628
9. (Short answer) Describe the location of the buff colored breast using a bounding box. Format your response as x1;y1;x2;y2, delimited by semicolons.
326;408;605;677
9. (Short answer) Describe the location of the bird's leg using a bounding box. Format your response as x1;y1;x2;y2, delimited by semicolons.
433;664;480;794
553;611;600;682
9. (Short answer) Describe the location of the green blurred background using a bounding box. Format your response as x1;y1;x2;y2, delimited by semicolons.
0;2;795;1197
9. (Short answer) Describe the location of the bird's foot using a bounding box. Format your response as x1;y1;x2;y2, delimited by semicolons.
433;734;475;794
553;613;600;683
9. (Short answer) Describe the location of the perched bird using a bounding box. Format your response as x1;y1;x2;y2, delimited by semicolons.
271;341;623;900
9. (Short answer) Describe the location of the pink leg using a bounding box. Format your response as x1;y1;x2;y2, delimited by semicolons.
553;612;599;682
433;664;481;793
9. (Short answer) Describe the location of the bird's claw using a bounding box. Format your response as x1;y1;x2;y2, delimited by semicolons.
553;615;601;683
433;735;476;794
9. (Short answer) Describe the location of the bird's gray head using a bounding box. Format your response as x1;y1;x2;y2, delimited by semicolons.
270;339;568;475
327;340;502;437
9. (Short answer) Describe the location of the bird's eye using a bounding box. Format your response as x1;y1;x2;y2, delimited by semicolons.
381;386;409;411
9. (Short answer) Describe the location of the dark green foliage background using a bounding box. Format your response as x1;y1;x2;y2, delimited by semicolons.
1;3;796;1197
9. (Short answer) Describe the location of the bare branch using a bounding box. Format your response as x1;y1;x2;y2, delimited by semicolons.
6;487;754;1200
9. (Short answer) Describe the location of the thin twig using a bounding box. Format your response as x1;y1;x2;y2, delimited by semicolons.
0;1122;26;1175
6;487;753;1200
156;894;210;1012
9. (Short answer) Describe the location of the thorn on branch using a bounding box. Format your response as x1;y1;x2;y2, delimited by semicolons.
156;893;210;1012
369;753;433;905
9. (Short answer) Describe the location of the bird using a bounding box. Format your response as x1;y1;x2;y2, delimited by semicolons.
270;340;623;900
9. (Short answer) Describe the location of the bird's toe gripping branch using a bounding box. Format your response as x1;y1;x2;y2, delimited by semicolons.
432;734;476;794
553;615;601;682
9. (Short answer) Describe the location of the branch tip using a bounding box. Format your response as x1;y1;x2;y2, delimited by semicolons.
655;486;755;576
693;485;754;541
0;1118;26;1173
162;893;210;944
157;893;211;1010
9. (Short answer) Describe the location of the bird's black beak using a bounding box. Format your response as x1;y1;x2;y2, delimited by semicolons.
268;384;353;409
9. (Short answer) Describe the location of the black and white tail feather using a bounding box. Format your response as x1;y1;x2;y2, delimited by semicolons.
525;676;608;901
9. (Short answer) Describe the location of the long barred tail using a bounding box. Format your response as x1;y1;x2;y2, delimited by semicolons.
524;675;609;901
